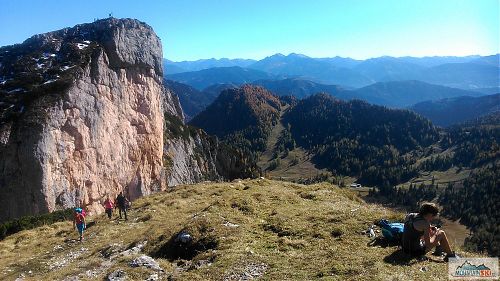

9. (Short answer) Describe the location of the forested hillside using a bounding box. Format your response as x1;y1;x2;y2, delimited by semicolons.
283;94;439;185
190;85;282;165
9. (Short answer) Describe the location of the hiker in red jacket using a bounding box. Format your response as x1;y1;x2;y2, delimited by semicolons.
73;208;86;242
103;196;114;219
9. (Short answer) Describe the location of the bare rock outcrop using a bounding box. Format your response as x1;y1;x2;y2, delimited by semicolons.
0;18;168;221
163;112;259;186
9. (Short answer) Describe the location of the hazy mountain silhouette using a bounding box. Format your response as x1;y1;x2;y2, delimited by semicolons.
350;80;484;108
410;93;500;127
248;53;374;87
252;78;347;99
166;66;274;90
164;80;219;120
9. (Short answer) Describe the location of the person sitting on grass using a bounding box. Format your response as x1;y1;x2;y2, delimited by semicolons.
402;202;459;261
73;208;86;242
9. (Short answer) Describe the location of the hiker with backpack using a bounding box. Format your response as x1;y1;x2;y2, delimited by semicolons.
115;192;129;220
103;196;114;219
73;208;86;242
401;202;459;261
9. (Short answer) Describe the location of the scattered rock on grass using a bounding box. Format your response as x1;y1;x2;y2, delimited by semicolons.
107;269;127;281
48;247;88;270
145;273;159;281
223;221;239;228
120;241;148;257
153;217;219;261
223;262;268;281
61;276;79;281
129;255;163;271
101;243;125;259
176;231;192;244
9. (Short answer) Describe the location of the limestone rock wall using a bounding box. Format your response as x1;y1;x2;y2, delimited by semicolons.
0;19;167;221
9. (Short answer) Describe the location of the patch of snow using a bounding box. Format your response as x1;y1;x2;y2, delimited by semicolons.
41;53;56;60
76;43;88;49
61;65;75;71
8;88;25;94
43;79;57;85
83;40;91;44
36;63;45;69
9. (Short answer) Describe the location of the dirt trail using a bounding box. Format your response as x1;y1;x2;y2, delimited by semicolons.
257;106;287;168
439;218;470;247
258;105;329;180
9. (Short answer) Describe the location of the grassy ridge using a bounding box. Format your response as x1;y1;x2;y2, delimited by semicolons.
0;180;475;280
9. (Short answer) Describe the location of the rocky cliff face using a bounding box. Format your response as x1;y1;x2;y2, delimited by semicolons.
163;111;258;186
0;18;171;221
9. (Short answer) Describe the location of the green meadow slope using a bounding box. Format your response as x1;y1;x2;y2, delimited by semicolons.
0;179;475;281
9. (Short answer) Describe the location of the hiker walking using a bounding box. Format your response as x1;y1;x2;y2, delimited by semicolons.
401;202;459;261
115;192;129;220
103;196;114;219
73;208;86;242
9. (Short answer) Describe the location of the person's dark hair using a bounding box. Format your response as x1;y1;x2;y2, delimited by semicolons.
419;202;439;216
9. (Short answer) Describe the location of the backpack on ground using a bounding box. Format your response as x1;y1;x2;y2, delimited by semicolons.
377;219;404;244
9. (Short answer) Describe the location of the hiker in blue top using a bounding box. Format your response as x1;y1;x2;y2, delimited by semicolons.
73;208;86;242
401;202;459;261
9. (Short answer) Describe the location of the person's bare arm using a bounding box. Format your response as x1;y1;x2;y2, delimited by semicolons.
414;220;434;252
423;226;433;251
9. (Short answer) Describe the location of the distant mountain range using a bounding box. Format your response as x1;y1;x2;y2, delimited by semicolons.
352;57;425;82
166;66;274;90
349;80;484;108
165;53;500;90
168;78;489;118
410;93;500;127
165;53;499;126
163;58;256;74
252;78;345;99
248;53;373;87
164;80;219;121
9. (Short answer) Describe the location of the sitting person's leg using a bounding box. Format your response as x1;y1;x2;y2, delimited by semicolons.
435;230;453;255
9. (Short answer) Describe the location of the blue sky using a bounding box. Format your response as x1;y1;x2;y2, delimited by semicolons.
0;0;498;61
